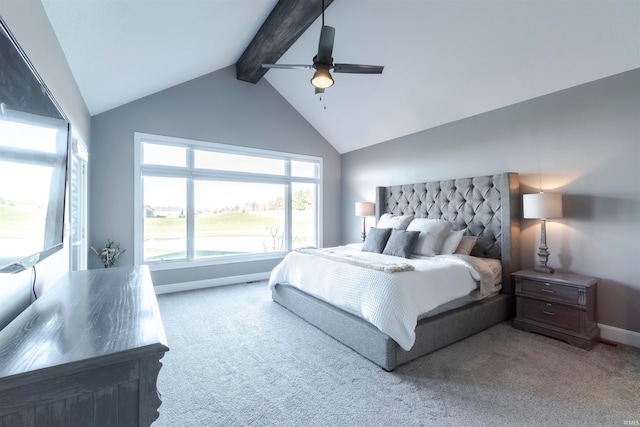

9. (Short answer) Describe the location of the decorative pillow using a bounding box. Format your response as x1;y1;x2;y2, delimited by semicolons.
361;227;392;253
382;229;420;258
440;228;467;254
376;213;414;230
406;218;453;256
455;236;477;256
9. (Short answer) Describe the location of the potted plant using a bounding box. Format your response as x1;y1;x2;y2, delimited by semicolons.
91;239;125;268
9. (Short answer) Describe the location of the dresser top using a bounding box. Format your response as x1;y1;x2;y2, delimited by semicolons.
513;268;599;287
0;266;168;380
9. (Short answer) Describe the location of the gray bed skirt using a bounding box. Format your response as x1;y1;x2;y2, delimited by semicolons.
271;283;512;371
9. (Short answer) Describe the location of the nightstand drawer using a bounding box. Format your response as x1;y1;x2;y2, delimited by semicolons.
519;279;579;305
519;298;581;332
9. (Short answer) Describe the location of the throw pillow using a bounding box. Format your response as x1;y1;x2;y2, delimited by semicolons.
376;213;414;230
440;228;467;254
361;227;392;253
406;218;453;256
455;236;477;256
382;229;420;258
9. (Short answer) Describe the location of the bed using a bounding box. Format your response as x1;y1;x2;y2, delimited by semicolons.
270;172;520;371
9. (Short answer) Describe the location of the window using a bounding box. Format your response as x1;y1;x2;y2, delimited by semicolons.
0;114;68;270
134;133;321;268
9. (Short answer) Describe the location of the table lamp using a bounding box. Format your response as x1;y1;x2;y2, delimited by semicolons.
523;192;563;274
355;202;375;243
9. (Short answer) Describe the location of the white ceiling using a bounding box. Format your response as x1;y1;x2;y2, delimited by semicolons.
41;0;640;154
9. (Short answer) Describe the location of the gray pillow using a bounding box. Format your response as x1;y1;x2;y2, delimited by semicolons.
382;229;420;258
361;227;392;253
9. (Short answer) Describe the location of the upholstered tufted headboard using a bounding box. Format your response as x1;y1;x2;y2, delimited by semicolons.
375;172;520;294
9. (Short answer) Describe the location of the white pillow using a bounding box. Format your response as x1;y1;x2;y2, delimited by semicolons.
455;236;477;256
440;228;466;254
377;213;414;230
406;218;453;256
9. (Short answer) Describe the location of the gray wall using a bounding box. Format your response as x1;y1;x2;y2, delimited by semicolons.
90;65;341;286
3;1;635;336
341;69;640;333
0;0;91;329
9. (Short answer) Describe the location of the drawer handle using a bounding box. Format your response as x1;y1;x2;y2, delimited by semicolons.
540;289;554;294
542;310;555;316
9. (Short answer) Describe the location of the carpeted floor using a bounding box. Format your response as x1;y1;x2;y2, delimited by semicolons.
153;281;640;427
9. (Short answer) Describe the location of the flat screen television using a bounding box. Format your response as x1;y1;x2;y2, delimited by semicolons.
0;16;70;274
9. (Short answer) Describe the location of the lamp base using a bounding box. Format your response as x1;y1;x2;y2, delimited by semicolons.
534;265;555;274
534;219;554;274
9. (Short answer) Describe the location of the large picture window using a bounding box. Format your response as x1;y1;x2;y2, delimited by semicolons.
134;133;321;268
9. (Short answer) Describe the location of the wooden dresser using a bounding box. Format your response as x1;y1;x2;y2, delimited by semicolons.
513;269;600;349
0;266;169;426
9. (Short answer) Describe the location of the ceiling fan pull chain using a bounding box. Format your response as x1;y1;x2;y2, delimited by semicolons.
318;95;327;110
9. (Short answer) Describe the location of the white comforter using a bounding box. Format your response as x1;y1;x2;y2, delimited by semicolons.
268;246;499;351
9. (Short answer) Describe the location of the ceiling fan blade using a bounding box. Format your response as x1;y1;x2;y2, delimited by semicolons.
262;64;313;70
316;26;335;64
333;64;384;74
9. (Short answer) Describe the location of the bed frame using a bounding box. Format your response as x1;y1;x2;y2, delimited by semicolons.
272;172;520;370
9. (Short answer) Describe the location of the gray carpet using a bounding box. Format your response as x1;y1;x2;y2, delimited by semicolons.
153;281;640;427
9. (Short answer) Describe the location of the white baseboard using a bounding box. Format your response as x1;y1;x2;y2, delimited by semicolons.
154;272;271;295
599;323;640;349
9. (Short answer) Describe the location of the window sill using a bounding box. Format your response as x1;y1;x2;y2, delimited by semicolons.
143;251;287;271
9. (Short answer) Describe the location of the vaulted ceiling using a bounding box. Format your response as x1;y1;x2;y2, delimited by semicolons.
41;0;640;153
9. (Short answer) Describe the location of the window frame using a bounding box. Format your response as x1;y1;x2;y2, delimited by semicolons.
69;132;88;271
133;132;322;270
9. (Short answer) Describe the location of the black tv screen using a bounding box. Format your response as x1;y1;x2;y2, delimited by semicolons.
0;16;70;274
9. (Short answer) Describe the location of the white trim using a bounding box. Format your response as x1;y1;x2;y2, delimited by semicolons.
69;131;88;271
146;252;285;271
135;132;321;162
71;135;88;161
133;133;143;265
599;323;640;348
133;132;322;269
153;272;270;295
317;158;323;248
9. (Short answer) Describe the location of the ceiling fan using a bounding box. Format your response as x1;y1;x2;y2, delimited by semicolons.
261;0;384;94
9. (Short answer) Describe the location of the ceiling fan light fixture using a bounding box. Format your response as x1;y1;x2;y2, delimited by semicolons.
311;68;334;89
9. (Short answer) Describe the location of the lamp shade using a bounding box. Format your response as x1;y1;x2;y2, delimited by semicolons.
355;201;375;217
523;193;563;219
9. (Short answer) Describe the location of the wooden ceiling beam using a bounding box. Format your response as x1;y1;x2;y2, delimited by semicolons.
236;0;334;84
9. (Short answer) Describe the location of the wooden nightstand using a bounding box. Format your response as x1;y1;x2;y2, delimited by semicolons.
512;269;600;349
